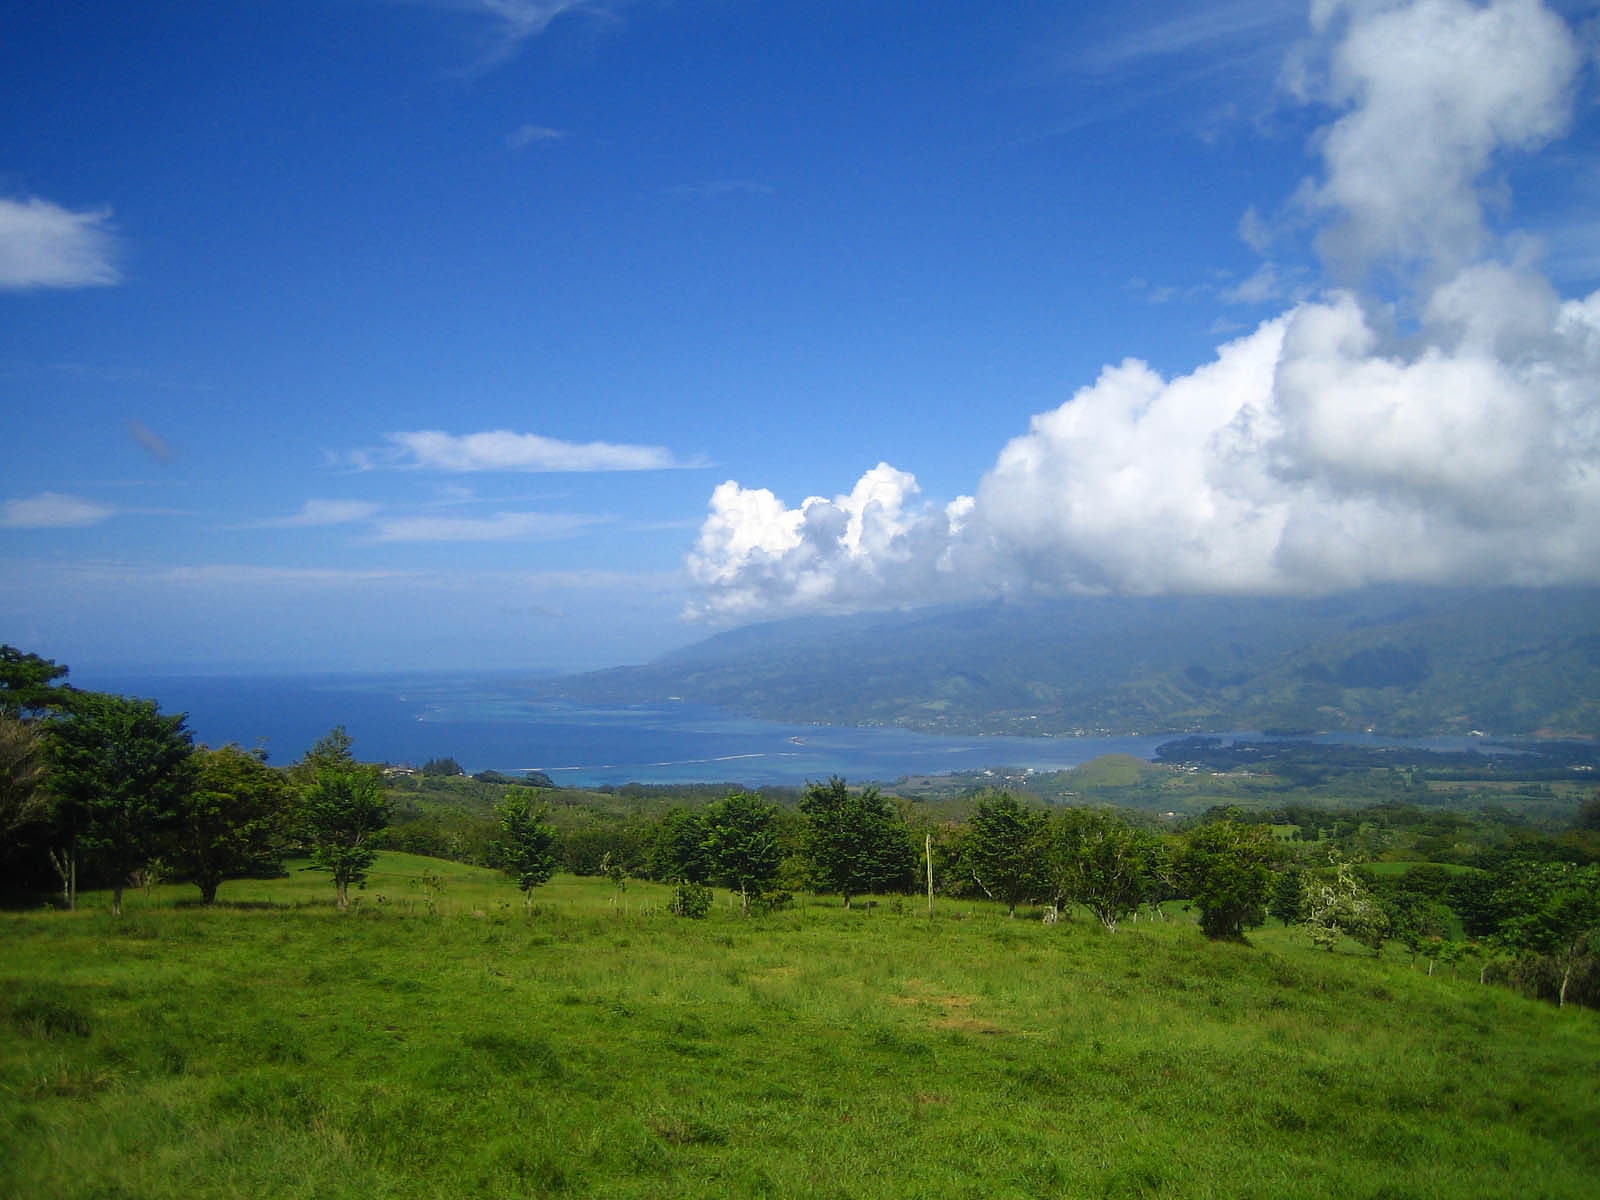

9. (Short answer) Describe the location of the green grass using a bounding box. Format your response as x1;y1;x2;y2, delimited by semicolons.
3;854;1598;1199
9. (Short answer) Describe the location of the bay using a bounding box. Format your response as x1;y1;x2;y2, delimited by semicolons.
74;671;1497;789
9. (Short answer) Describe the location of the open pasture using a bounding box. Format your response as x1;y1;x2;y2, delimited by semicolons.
3;854;1598;1199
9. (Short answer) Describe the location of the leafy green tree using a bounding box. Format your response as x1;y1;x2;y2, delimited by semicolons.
297;757;389;911
1176;820;1275;941
702;791;783;915
421;756;464;777
1269;865;1306;926
1386;894;1452;966
1495;862;1600;1008
799;776;916;908
1302;854;1389;954
168;744;289;905
1052;808;1162;932
44;691;195;915
493;793;560;909
960;792;1049;916
0;646;72;718
1449;870;1507;939
293;725;356;783
647;806;711;884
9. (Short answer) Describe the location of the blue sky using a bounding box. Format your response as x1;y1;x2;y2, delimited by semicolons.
3;1;1598;673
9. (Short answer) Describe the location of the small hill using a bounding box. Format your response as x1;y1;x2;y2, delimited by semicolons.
1065;753;1157;789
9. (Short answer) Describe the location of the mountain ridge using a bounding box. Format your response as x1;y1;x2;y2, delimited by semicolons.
526;587;1600;738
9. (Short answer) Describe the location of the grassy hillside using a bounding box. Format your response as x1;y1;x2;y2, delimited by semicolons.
533;587;1600;737
4;855;1598;1199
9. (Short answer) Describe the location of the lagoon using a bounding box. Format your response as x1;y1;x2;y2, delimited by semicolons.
77;670;1495;788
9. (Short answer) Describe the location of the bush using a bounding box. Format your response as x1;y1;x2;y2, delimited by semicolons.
671;880;713;919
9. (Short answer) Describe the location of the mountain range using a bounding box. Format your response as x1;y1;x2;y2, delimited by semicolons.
528;587;1600;739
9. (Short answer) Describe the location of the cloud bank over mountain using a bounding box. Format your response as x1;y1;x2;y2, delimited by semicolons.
687;0;1600;620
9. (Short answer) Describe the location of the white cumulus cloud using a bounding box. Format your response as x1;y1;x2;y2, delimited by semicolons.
0;196;120;290
1297;0;1580;277
687;0;1600;620
687;465;980;617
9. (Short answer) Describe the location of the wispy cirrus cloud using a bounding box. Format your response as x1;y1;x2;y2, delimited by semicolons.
249;499;383;529
1075;0;1303;75
665;179;777;200
0;492;116;529
0;196;120;290
408;0;618;72
373;510;603;542
507;123;566;150
358;429;700;472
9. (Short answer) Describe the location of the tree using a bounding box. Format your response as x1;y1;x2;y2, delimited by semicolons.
1176;820;1275;941
0;646;72;718
799;776;916;908
44;691;195;915
168;744;289;905
1495;862;1600;1008
1269;865;1306;926
647;806;711;884
1052;809;1162;933
294;725;356;781
493;793;559;909
421;756;464;778
702;791;783;915
297;756;389;911
0;713;48;841
960;792;1049;916
1302;854;1389;955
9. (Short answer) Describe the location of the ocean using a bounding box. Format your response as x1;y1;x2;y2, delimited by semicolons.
73;670;1185;787
73;671;1499;788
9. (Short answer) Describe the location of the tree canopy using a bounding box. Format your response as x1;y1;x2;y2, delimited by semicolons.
702;791;783;914
799;777;916;908
44;691;196;914
169;743;289;905
1177;820;1276;941
296;734;389;911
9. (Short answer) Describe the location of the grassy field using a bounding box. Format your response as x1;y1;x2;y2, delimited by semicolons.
3;854;1598;1199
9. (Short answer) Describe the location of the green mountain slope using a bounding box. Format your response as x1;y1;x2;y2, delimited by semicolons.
531;587;1600;737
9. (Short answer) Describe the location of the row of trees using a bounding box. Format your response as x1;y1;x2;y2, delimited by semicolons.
2;647;392;912
632;784;1279;940
6;645;1596;1006
624;784;1600;1005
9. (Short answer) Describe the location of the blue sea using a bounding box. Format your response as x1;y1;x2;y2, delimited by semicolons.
73;671;1496;788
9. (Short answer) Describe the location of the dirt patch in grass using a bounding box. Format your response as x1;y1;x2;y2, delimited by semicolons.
890;983;1004;1034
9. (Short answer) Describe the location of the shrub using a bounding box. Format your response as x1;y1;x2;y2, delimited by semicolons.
671;880;713;919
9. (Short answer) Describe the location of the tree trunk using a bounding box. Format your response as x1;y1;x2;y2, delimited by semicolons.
111;885;123;917
200;877;219;906
925;834;934;919
336;876;350;911
48;847;77;911
1559;962;1572;1009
